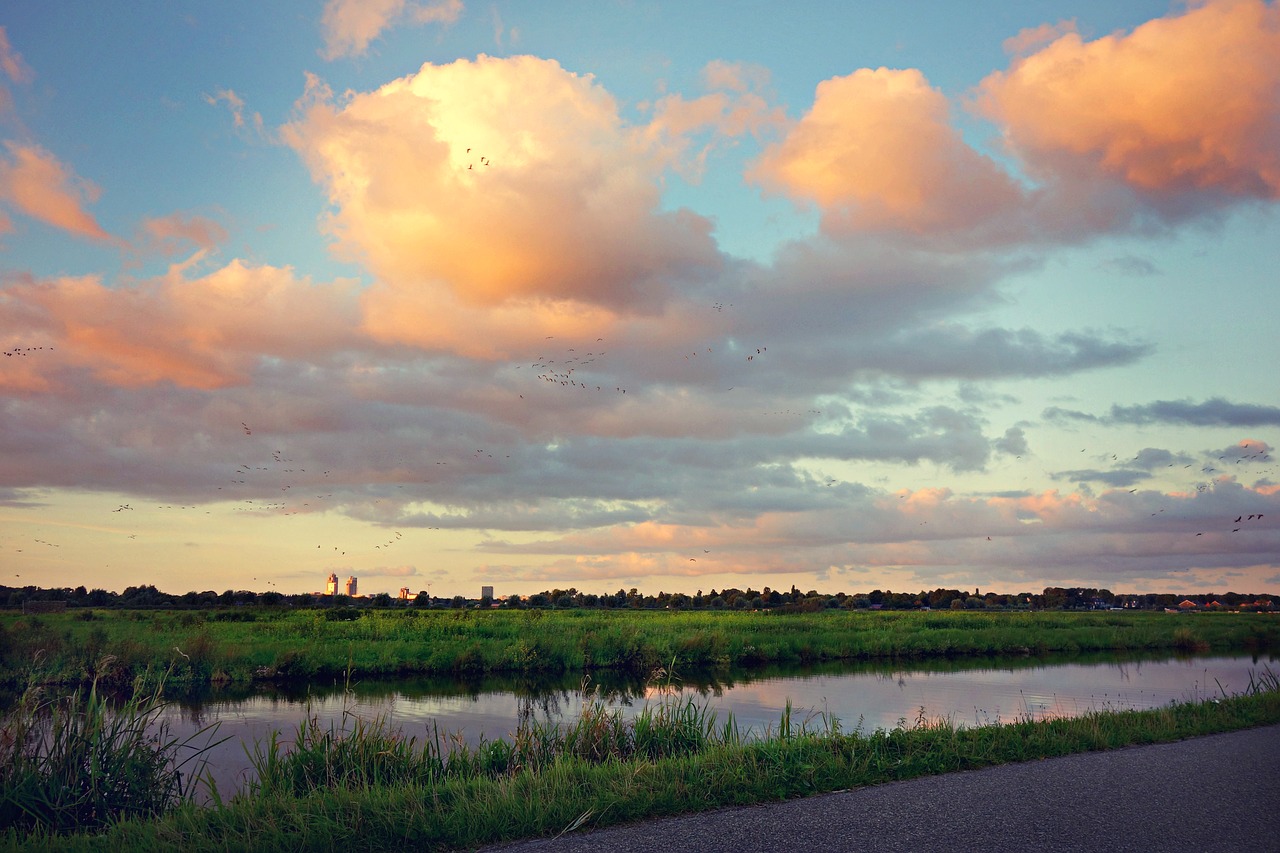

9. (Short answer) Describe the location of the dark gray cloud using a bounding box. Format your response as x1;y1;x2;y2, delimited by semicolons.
993;426;1029;456
1052;468;1149;488
1044;398;1280;429
1109;399;1280;427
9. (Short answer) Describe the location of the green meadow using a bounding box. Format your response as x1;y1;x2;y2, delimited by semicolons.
2;607;1276;690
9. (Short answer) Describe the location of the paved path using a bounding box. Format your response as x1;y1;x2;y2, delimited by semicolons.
485;724;1280;853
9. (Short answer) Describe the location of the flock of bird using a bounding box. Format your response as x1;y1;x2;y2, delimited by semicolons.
4;345;53;357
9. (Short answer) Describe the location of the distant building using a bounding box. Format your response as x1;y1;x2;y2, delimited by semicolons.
326;573;339;596
345;576;358;597
481;585;494;601
398;587;410;600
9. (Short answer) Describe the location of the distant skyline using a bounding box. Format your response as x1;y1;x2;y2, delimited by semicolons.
1;1;1277;598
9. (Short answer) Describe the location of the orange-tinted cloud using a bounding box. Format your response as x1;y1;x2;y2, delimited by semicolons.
0;25;31;120
139;213;228;256
283;55;720;334
647;61;786;140
1002;20;1077;57
1;259;363;390
0;27;33;85
320;0;462;60
0;142;115;242
750;67;1023;236
977;0;1280;200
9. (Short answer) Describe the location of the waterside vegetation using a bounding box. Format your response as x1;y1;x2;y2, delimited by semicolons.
3;667;1279;851
2;607;1277;690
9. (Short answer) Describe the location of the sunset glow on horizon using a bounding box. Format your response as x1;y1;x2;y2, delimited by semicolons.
1;1;1277;599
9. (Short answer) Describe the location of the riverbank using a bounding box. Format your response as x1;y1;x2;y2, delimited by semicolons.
483;723;1280;853
3;668;1278;851
2;608;1275;690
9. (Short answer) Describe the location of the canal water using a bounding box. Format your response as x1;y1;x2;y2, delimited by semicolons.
162;651;1276;798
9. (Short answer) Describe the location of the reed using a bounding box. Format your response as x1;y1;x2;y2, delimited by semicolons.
0;665;224;835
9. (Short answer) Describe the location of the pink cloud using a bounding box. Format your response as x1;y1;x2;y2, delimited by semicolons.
0;142;115;242
647;61;785;141
977;0;1280;201
411;0;463;25
1002;20;1077;56
0;27;33;85
139;213;228;256
203;88;264;138
1;260;363;390
749;67;1023;237
283;55;720;342
642;62;787;182
320;0;462;60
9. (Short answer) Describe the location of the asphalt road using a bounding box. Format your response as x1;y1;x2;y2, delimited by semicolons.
485;724;1280;853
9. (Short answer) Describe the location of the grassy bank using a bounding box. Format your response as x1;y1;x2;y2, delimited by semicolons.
2;608;1276;689
3;668;1279;852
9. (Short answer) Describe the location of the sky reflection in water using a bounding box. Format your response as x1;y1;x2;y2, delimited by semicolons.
165;653;1277;797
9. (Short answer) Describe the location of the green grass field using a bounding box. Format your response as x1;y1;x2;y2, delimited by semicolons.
3;607;1276;690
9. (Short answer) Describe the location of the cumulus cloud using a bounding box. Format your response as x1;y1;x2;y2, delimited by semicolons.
746;1;1280;245
0;142;115;242
750;67;1024;239
994;426;1029;456
977;0;1280;208
320;0;463;60
283;56;722;346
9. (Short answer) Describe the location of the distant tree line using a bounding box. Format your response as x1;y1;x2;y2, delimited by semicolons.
0;583;1273;612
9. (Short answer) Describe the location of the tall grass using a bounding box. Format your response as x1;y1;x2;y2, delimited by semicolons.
247;670;733;797
0;665;224;835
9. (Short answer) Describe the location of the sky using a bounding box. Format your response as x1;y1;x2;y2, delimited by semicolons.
1;0;1278;599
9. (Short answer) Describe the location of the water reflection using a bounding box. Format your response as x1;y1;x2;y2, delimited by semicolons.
160;651;1275;798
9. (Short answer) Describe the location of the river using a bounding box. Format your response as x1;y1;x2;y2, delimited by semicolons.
160;651;1277;798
